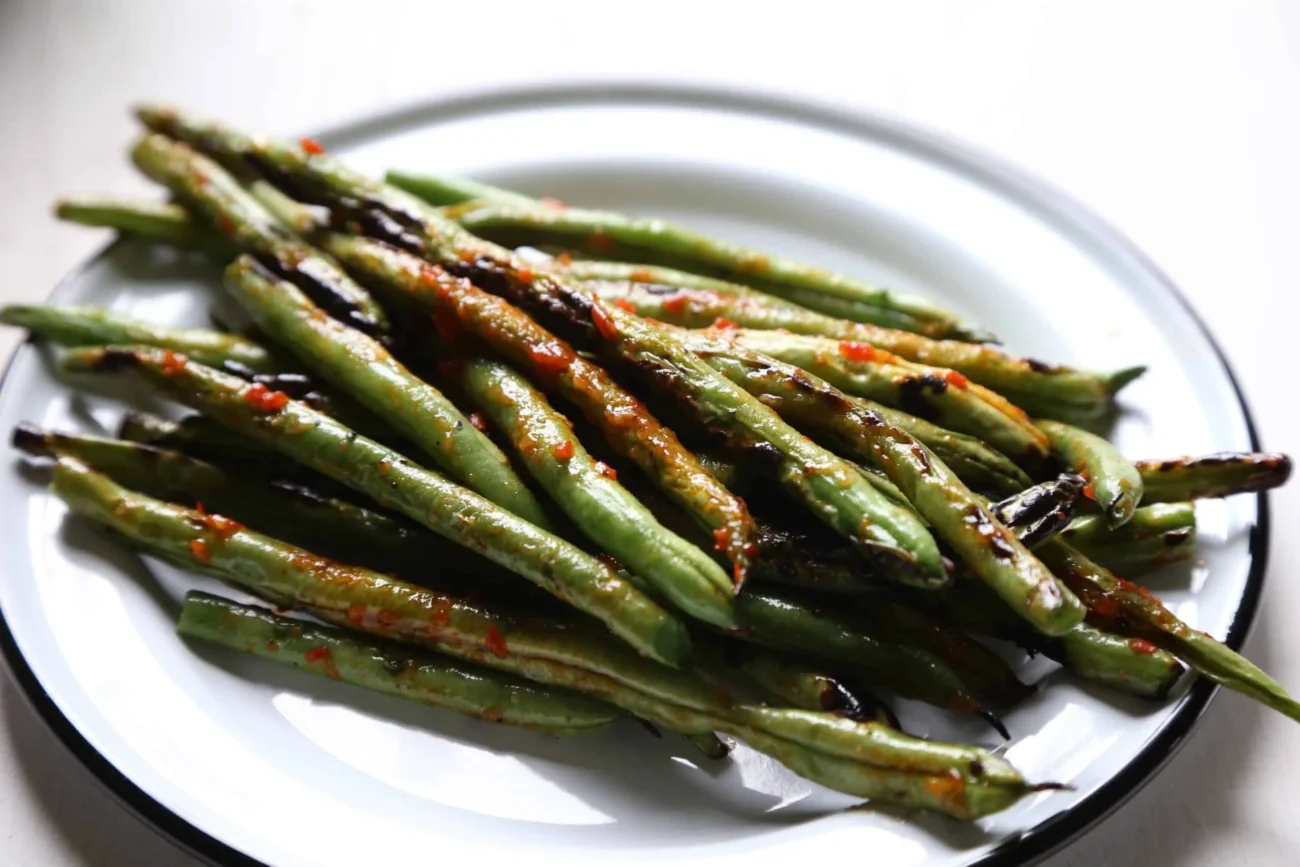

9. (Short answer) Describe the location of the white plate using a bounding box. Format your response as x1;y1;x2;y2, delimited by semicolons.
0;84;1269;867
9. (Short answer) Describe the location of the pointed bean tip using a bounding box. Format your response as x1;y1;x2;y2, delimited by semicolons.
1107;365;1147;394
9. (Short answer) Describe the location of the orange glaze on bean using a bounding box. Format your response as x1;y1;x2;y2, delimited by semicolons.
838;341;876;362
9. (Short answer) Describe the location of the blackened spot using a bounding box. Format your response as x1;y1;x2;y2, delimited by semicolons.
1025;358;1060;374
11;423;48;456
635;718;663;738
1164;528;1193;547
95;347;145;373
896;374;946;419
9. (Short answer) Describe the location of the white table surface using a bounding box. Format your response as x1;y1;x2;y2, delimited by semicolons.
2;1;1298;863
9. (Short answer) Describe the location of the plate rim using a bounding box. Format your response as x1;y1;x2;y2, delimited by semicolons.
0;80;1270;867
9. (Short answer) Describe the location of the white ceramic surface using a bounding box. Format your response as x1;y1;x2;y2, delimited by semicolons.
0;87;1265;866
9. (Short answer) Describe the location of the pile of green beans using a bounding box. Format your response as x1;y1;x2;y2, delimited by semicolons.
6;103;1296;826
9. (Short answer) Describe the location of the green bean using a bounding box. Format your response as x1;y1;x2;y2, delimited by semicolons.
178;592;618;733
594;305;948;586
1087;502;1196;542
686;338;1085;636
1137;452;1292;502
0;304;277;371
11;423;525;587
456;355;736;625
130;132;388;336
54;196;234;256
58;448;1040;817
224;256;551;527
61;346;687;665
317;235;758;585
1061;503;1197;576
733;589;983;713
566;273;1137;422
384;171;536;207
1038;419;1143;528
699;642;897;726
562;260;808;307
849;587;1033;708
710;327;1049;467
381;173;987;340
1038;540;1300;721
1050;624;1185;699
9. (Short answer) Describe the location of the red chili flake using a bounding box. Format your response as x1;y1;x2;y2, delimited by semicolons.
1128;638;1160;655
436;358;464;381
195;502;206;515
594;461;617;480
431;307;463;344
591;304;619;340
346;603;367;627
265;640;279;653
712;527;731;552
376;609;397;629
242;382;290;413
467;412;488;432
1082;482;1097;501
305;645;340;676
733;563;744;586
538;197;568;209
1091;594;1120;618
485;625;509;659
660;293;689;315
300;137;325;155
160;350;188;376
516;267;534;285
189;539;211;564
944;370;969;389
199;512;243;539
527;342;574;379
588;231;614;252
838;341;877;363
555;252;573;267
613;298;637;313
712;317;739;330
553;441;574;460
597;553;623;572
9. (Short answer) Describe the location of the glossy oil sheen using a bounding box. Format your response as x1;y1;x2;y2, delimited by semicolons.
0;85;1263;866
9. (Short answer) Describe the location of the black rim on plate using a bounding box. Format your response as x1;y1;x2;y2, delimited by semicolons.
0;82;1270;867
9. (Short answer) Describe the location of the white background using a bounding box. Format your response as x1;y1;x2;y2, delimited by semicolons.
2;1;1298;863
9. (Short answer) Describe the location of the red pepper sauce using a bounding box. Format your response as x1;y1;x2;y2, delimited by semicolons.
588;231;614;252
242;382;290;413
485;625;509;659
944;370;969;389
527;342;574;381
467;412;488;432
160;350;188;376
594;461;617;480
1128;638;1160;654
552;441;574;460
660;294;689;316
838;341;877;363
591;304;619;340
712;318;738;330
189;539;211;564
299;138;325;155
613;298;637;313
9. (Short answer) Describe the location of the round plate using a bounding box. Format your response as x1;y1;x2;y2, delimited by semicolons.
0;84;1267;867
